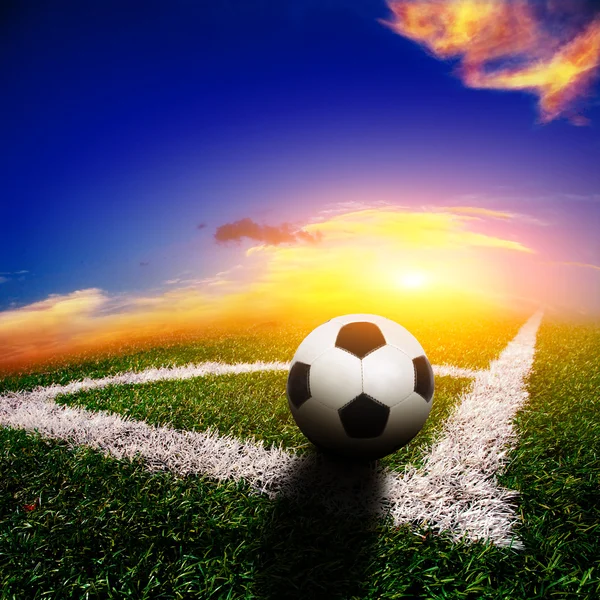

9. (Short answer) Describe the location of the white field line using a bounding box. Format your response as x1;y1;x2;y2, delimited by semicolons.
384;311;543;549
0;316;540;548
0;361;480;404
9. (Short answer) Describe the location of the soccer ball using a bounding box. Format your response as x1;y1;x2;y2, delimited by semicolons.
286;314;434;460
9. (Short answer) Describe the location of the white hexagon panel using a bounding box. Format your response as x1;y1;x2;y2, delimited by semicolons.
309;349;363;410
361;345;415;408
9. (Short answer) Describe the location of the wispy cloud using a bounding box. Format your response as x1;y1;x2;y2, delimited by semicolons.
549;260;600;271
196;265;245;288
558;192;600;202
440;206;549;226
316;200;393;219
0;269;29;280
382;0;600;124
214;218;322;245
0;287;219;370
299;208;535;253
440;207;515;220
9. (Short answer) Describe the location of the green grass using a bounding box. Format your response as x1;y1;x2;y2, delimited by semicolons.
1;317;598;599
1;430;271;599
50;372;471;471
0;312;525;394
496;320;600;598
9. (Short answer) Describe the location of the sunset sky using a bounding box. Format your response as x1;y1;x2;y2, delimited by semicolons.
1;0;600;370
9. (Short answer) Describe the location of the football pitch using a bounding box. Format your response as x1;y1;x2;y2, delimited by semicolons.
1;312;598;599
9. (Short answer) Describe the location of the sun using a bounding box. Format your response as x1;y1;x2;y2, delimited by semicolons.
396;271;428;289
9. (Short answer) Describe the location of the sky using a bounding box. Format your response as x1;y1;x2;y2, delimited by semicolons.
1;0;600;370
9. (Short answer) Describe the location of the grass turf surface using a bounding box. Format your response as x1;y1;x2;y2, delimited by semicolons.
48;372;470;472
1;317;598;598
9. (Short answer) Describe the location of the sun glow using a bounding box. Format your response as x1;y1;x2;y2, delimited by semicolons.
0;207;545;373
397;271;428;289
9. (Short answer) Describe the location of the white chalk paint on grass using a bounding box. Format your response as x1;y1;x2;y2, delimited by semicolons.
0;314;541;549
384;311;543;549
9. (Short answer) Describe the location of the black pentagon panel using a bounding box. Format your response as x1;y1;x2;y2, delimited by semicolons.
339;393;390;438
287;361;311;408
413;355;434;402
335;322;386;359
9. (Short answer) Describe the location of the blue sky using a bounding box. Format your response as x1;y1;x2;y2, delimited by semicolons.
1;0;599;325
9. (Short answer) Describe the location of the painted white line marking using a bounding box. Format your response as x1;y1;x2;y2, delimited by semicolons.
384;311;543;549
0;315;540;548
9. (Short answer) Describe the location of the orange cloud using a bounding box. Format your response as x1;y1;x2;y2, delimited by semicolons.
0;207;539;373
0;287;222;373
0;289;109;367
214;218;322;245
383;0;600;123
